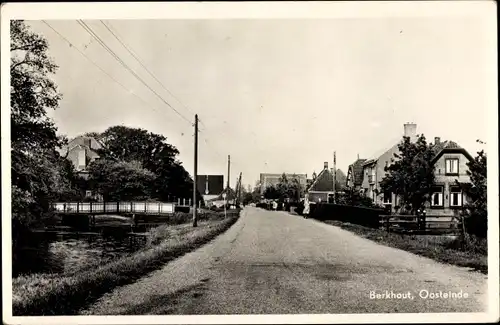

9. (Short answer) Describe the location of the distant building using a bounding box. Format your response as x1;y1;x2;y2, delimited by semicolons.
346;157;367;191
59;135;105;199
306;161;344;204
59;135;104;180
259;173;307;195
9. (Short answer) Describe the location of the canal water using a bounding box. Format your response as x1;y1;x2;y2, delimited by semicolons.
13;215;152;277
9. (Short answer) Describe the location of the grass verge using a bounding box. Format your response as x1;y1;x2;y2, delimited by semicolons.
12;210;241;316
321;220;487;274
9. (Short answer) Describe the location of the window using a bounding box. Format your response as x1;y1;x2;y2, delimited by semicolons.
383;192;392;204
431;186;444;207
85;190;92;197
450;186;462;207
445;158;459;175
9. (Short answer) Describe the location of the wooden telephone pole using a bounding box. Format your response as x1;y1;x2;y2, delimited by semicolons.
227;155;231;190
192;114;198;227
235;172;242;206
333;151;337;204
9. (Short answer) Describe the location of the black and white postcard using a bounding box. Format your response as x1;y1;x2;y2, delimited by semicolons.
1;2;498;324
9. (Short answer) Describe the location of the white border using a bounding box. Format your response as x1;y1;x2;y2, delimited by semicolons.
2;1;498;324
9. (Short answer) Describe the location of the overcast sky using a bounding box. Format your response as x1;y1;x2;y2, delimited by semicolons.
26;16;492;188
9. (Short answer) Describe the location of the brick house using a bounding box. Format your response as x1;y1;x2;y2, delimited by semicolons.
426;138;474;218
60;136;104;177
306;162;344;204
360;123;418;206
346;156;367;191
358;123;474;219
59;135;105;199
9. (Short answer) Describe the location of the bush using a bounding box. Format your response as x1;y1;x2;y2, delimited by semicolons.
311;203;384;228
464;213;487;239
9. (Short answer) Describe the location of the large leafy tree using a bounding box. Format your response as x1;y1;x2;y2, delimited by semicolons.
87;159;155;201
95;126;200;202
263;174;304;203
10;20;78;236
457;150;487;238
379;135;436;214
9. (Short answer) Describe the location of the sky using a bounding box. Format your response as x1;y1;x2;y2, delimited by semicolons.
25;16;493;189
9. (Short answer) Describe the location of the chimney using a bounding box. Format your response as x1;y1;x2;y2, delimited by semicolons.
403;122;417;140
434;137;441;144
357;153;360;160
324;162;328;170
83;137;91;148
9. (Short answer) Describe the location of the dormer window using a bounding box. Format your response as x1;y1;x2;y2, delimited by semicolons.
445;158;459;175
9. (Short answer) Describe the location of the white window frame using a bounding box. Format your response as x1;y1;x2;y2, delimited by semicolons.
445;158;459;175
449;186;463;207
431;186;444;207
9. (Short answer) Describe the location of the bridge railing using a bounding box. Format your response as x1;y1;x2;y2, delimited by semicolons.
52;201;176;215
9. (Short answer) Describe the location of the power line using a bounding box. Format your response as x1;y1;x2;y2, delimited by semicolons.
41;20;157;112
100;20;209;131
100;20;195;116
77;20;192;125
42;20;193;145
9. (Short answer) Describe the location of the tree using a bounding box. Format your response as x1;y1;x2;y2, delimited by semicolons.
87;159;155;201
379;135;436;214
337;187;376;208
10;20;72;232
263;173;304;203
94;126;199;202
263;185;280;200
457;150;487;238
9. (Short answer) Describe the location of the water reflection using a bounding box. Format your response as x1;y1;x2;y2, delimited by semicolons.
13;224;148;277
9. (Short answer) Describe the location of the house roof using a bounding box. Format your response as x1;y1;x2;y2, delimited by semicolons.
307;168;334;192
430;140;474;163
210;187;237;201
348;158;367;186
67;144;100;160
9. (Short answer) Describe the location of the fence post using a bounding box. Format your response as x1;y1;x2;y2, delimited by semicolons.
90;201;93;214
77;202;80;214
144;202;147;214
385;215;390;232
64;203;67;213
103;201;106;214
130;202;133;213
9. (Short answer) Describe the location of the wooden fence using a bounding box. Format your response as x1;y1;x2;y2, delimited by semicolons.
380;215;462;234
52;201;176;215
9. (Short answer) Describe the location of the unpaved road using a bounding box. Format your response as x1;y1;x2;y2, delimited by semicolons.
82;207;488;315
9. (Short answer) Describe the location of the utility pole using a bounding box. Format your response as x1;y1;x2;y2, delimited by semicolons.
192;114;198;227
227;155;231;190
333;151;337;204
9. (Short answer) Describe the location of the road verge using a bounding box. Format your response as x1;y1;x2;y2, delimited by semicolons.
320;220;487;274
12;210;241;316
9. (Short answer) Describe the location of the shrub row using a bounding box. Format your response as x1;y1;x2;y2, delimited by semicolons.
12;211;240;316
310;203;385;228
